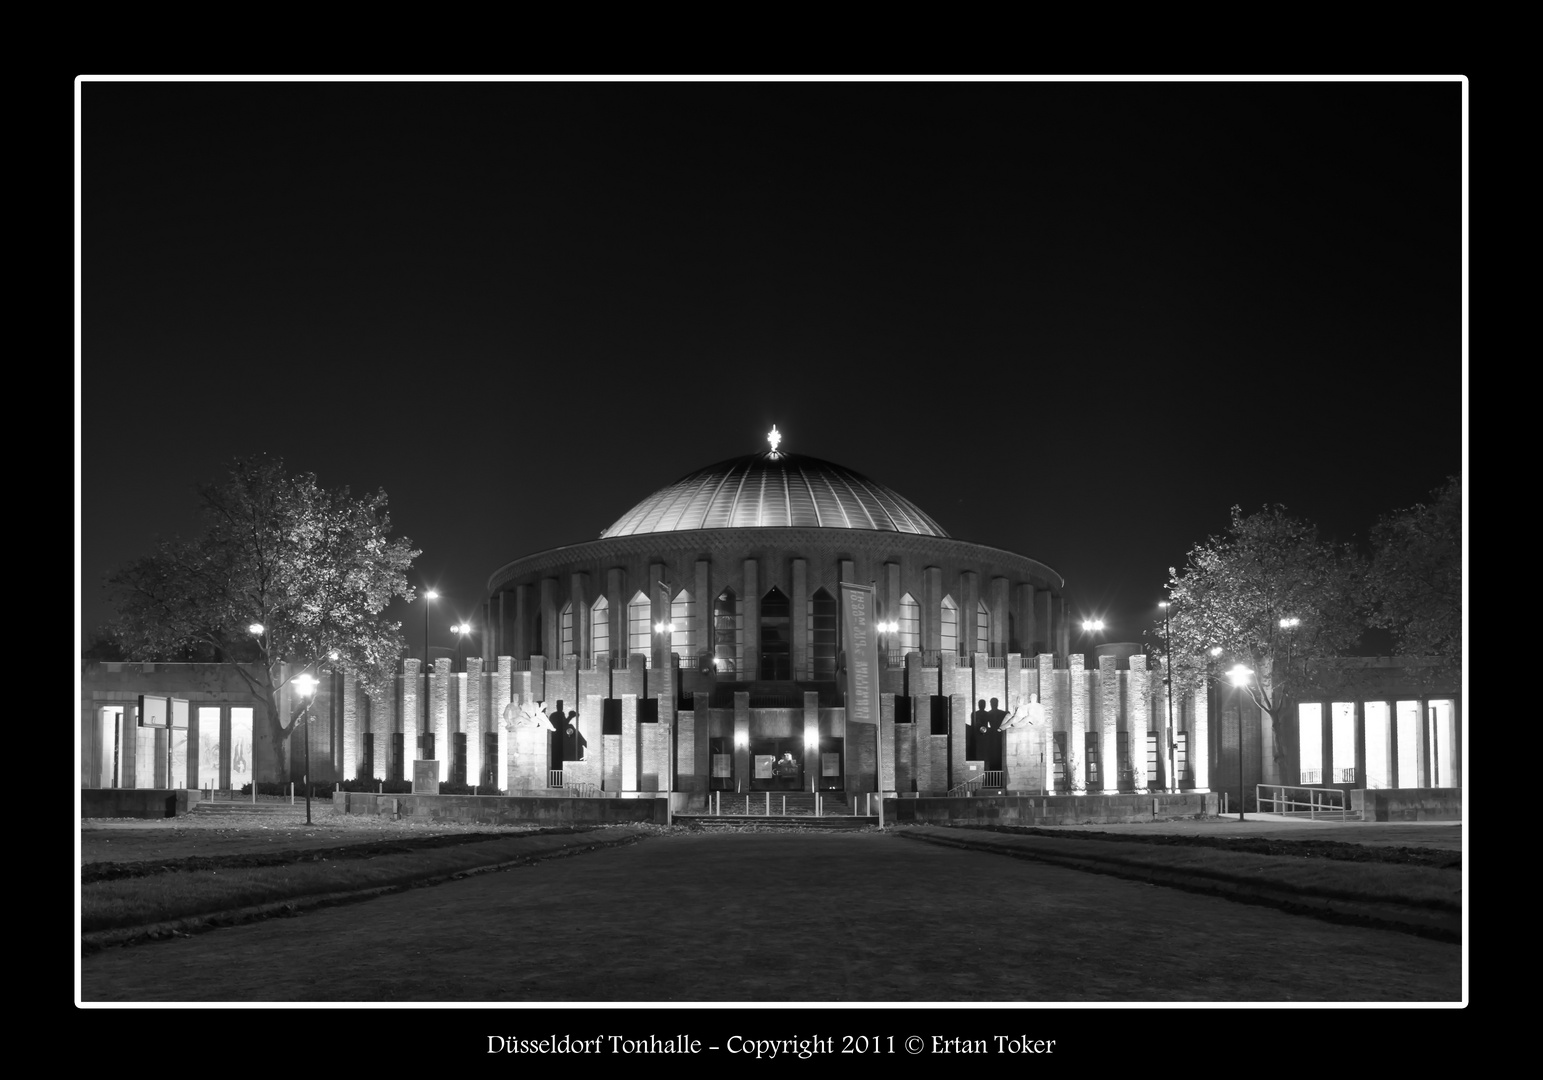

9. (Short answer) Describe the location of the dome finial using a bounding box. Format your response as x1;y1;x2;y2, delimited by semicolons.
767;424;782;453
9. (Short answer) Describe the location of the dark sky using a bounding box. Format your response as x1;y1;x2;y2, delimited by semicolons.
77;78;1464;656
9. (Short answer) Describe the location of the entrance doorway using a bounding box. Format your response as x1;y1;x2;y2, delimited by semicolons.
751;737;804;791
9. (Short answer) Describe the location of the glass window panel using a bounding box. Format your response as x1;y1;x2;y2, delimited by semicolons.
671;590;694;660
591;597;609;661
977;600;989;654
899;594;920;653
629;591;651;667
230;707;253;790
196;707;221;789
940;596;957;656
1298;703;1323;784
1331;702;1356;783
560;603;574;658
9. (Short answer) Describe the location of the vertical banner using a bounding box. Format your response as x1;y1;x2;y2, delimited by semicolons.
839;582;880;726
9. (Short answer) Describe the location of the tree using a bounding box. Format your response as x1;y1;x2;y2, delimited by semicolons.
102;456;418;780
1155;506;1365;776
1366;476;1461;668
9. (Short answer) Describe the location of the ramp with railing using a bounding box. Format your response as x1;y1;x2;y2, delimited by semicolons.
1256;783;1361;821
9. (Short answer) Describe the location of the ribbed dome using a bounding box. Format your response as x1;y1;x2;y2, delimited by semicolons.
600;451;949;538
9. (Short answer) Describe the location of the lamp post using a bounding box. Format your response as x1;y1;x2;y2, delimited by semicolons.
422;589;438;768
1227;663;1254;822
1158;602;1177;795
294;673;318;825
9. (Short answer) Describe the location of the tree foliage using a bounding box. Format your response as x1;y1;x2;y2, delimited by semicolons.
102;456;418;773
1366;476;1461;666
1154;506;1365;768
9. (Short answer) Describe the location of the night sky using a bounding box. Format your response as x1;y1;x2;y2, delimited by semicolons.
77;78;1464;656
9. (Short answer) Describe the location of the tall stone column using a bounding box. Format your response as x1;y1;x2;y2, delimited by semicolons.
1069;654;1087;790
433;658;451;782
1191;682;1210;791
1128;656;1151;792
1098;655;1120;793
621;693;639;792
464;658;484;788
803;691;821;792
734;692;752;794
402;659;420;781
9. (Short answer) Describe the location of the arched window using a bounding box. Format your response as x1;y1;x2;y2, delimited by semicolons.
591;596;609;662
760;587;791;680
808;588;837;680
714;589;742;677
670;590;695;661
629;591;651;668
977;600;990;656
940;595;958;657
559;602;574;659
898;593;920;654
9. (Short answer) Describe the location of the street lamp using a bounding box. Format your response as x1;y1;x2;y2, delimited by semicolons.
1227;663;1254;822
294;672;318;825
1158;602;1177;795
451;622;473;670
421;589;438;769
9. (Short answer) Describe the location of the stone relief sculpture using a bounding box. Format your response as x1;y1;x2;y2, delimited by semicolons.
501;700;555;732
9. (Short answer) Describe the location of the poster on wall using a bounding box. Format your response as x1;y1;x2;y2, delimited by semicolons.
754;755;774;779
822;752;840;777
137;694;169;727
711;754;732;779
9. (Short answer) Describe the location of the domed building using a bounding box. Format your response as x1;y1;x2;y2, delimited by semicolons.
469;428;1173;803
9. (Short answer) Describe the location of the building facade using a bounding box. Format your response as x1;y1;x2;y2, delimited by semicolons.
79;441;1460;810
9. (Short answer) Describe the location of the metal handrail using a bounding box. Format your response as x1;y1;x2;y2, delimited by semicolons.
948;774;985;797
563;780;600;798
1256;783;1358;820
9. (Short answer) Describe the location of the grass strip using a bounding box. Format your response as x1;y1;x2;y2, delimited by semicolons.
898;828;1459;940
82;830;644;935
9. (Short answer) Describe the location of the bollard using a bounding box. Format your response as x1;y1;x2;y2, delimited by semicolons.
766;791;770;816
782;795;786;816
289;782;294;805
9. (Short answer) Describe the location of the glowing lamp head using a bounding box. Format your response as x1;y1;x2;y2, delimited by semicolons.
248;622;265;636
1227;664;1254;688
1209;646;1223;657
293;673;319;698
767;424;782;453
1279;617;1300;628
424;589;438;601
1082;619;1104;633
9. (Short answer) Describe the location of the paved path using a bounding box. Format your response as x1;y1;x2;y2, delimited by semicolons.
79;830;1461;1004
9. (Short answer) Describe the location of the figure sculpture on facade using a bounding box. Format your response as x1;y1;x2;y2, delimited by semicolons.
501;699;555;732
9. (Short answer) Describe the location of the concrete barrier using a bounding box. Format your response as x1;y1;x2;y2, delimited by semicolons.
82;789;196;819
885;792;1218;826
1352;788;1462;822
333;791;669;826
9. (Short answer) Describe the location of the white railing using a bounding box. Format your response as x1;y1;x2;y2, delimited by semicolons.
948;775;985;797
983;770;1005;788
1256;783;1359;820
547;769;563;788
1300;768;1322;784
564;780;600;798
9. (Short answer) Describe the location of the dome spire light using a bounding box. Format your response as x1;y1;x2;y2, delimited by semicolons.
767;424;782;453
